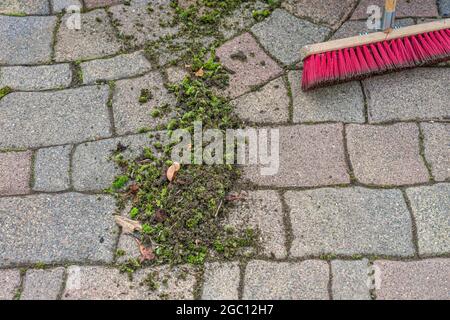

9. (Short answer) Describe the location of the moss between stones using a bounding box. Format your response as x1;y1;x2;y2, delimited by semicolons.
0;86;13;100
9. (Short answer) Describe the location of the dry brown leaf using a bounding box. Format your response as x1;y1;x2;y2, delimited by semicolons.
135;239;155;262
154;209;168;223
129;183;140;194
195;68;204;77
114;215;142;234
166;162;181;182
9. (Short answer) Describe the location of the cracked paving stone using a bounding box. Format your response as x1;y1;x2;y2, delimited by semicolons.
285;187;415;257
0;269;21;300
346;123;429;186
63;265;197;300
0;151;32;196
33;145;72;192
22;268;65;300
202;262;240;300
0;85;111;149
332;260;371;300
0;0;50;15
0;15;57;65
331;19;415;40
0;193;117;267
216;32;283;99
243;260;329;300
420;123;450;182
406;184;450;256
363;68;450;123
55;9;121;62
351;0;439;20
251;9;330;66
374;259;450;300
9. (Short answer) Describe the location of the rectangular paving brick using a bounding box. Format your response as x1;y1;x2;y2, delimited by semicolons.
81;51;152;84
351;0;439;20
63;265;197;300
285;187;415;257
0;269;21;300
0;193;117;267
289;70;365;123
374;259;450;300
331;19;415;40
0;0;50;15
33;145;72;192
216;32;283;98
251;9;330;65
346;123;429;186
22;268;65;300
226;190;286;259
420;123;450;182
243;260;329;300
406;184;450;256
0;86;111;149
0;15;57;65
0;64;72;91
363;68;450;123
202;262;240;300
331;260;371;300
0;151;32;196
52;0;82;13
242;124;350;187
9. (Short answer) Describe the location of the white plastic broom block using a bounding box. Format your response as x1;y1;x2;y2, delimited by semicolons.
301;19;450;60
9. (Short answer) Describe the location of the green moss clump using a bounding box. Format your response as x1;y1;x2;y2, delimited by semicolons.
0;86;13;100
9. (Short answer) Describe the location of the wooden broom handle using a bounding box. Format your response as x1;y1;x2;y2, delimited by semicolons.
385;0;397;12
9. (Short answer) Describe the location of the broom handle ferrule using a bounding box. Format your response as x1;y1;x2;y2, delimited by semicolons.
382;0;397;30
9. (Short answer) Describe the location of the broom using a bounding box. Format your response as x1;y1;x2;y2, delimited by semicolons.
301;0;450;91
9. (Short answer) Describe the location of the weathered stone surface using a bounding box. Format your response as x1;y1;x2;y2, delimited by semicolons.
0;86;111;149
0;64;72;91
216;32;283;98
55;9;121;62
0;193;117;267
439;0;450;16
251;9;330;65
363;68;450;123
243;260;329;300
374;259;450;300
84;0;123;9
332;260;371;300
242;124;350;187
289;70;365;123
113;72;175;135
0;0;49;15
116;234;140;264
226;190;286;259
285;187;415;257
331;19;415;40
0;269;21;300
63;265;197;300
351;0;439;20
231;77;289;124
282;0;358;28
347;123;429;186
22;268;65;300
0;151;32;196
33;145;72;192
421;123;450;182
109;0;178;48
52;0;82;13
166;67;189;83
202;262;240;300
406;184;450;256
0;15;56;65
81;51;152;84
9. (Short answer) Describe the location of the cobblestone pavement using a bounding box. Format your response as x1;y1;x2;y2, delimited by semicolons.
0;0;449;300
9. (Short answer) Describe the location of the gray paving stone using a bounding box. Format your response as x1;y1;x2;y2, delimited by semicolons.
55;9;121;62
439;0;450;16
0;86;111;149
0;193;117;267
22;268;65;300
0;269;21;300
288;70;365;123
0;15;57;65
346;123;430;186
351;0;439;20
243;260;329;300
0;151;32;196
231;77;289;124
52;0;83;13
251;9;330;65
109;0;179;48
363;68;450;123
421;123;450;182
0;64;72;91
202;262;240;300
226;190;286;259
285;187;415;257
406;184;450;256
33;145;72;192
81;51;152;84
116;233;140;264
331;260;371;300
84;0;123;9
113;72;175;135
166;67;189;83
331;18;415;40
63;265;197;300
0;0;50;15
374;259;450;300
242;124;350;187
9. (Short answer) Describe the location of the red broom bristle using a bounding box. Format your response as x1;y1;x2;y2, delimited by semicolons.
302;28;450;91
